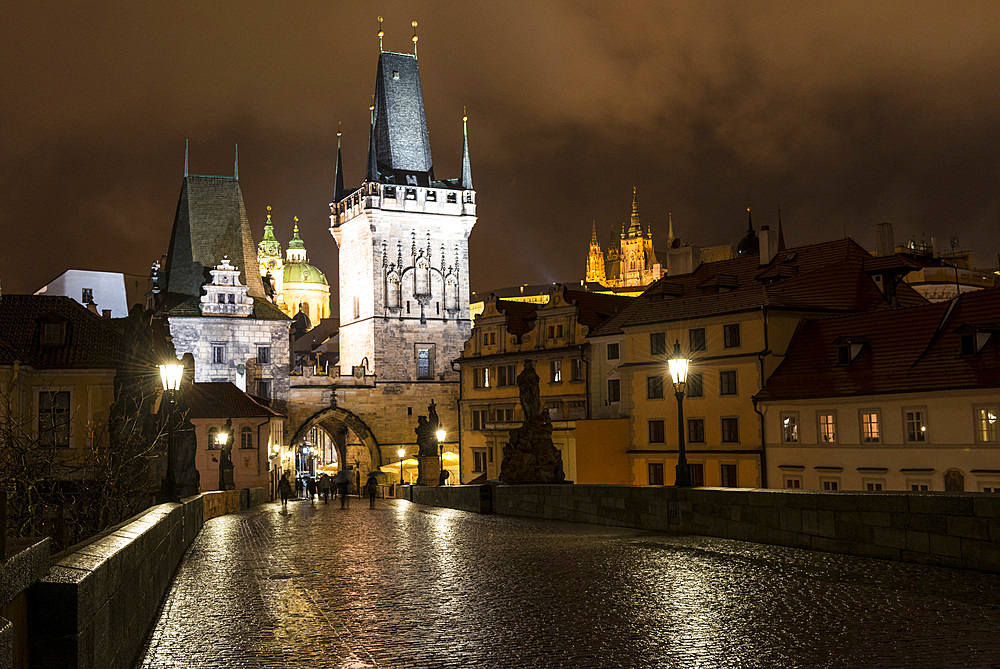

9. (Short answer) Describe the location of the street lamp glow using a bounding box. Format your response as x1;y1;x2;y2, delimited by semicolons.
216;431;228;447
436;428;446;442
397;447;406;459
159;363;184;391
667;341;689;386
668;339;692;487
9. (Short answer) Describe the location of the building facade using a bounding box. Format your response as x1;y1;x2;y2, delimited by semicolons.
756;288;1000;492
457;286;633;483
586;188;666;289
589;233;928;488
257;210;331;325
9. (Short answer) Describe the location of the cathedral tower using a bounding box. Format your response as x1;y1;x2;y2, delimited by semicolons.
329;48;475;381
586;221;606;284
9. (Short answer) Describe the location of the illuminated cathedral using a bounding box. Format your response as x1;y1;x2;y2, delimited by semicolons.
257;208;331;326
585;187;667;289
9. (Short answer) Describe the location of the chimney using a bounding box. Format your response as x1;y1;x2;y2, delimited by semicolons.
102;309;112;318
758;226;778;265
666;244;700;276
87;301;100;316
876;222;894;256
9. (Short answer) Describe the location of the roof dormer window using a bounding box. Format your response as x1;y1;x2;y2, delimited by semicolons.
837;339;865;365
41;322;66;346
392;70;400;80
961;331;992;356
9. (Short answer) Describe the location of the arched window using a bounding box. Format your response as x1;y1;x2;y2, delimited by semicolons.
241;426;253;450
387;272;400;309
445;275;458;311
208;427;219;450
416;256;430;296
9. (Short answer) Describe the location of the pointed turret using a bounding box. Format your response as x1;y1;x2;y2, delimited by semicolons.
258;206;282;260
667;213;675;248
736;205;759;257
366;121;378;183
460;109;473;190
369;50;433;185
586;220;607;285
333;125;346;202
777;207;786;250
625;186;643;238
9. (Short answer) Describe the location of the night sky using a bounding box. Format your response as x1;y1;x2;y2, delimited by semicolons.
5;1;1000;309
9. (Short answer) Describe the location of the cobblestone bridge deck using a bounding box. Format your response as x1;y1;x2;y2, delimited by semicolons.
136;498;1000;668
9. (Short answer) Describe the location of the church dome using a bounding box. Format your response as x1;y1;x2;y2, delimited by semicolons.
283;262;329;286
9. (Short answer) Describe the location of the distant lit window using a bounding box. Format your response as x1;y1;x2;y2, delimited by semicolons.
976;407;1000;442
473;367;491;389
818;412;837;444
81;288;93;303
550;359;562;383
416;347;432;380
781;412;799;443
861;410;880;443
208;427;220;450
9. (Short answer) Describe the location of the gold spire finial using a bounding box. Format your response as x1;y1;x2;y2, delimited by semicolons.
463;105;468;123
293;216;299;223
266;205;271;212
337;121;342;138
377;16;384;51
412;20;418;57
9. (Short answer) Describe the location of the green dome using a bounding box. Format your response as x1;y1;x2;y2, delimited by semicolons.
283;262;328;286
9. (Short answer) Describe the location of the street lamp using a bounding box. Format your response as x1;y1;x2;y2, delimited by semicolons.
667;339;692;487
436;428;446;486
397;447;406;486
159;362;184;502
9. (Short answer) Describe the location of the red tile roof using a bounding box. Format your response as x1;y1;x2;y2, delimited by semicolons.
756;287;1000;401
592;238;926;335
0;294;122;369
186;382;283;419
493;300;541;338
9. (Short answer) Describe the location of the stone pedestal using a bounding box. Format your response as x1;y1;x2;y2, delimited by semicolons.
499;412;565;484
417;455;440;487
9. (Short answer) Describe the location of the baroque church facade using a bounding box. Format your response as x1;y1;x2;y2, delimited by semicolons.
257;208;331;326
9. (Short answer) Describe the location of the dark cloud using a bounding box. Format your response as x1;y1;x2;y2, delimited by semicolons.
3;1;1000;301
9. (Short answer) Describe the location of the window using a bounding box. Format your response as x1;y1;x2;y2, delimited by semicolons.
81;288;93;303
822;479;840;491
689;328;706;352
472;449;487;472
647;375;664;399
571;358;584;382
38;391;70;447
257;346;271;364
471;408;488;430
416;347;432;379
217;294;225;304
781;412;799;443
721;417;739;443
720;464;738;487
687;372;703;398
688;463;705;486
208;427;220;450
648;420;665;443
977;407;1000;442
648;463;665;485
980;485;1000;493
903;408;927;443
723;323;741;348
861;410;881;443
353;296;360;320
256;380;271;399
719;370;737;396
784;477;802;489
240;427;253;449
909;482;930;491
688;418;705;443
650;332;666;355
550;359;562;383
546;323;564;339
483;331;496;346
607;342;620;360
818;412;837;444
864;480;885;492
41;322;65;345
473;367;491;389
495;406;515;422
497;364;516;386
212;344;226;365
607;379;621;403
446;192;457;203
227;294;235;304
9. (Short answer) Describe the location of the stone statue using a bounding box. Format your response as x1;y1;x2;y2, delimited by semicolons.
415;415;436;457
414;401;443;485
517;360;541;419
500;360;565;484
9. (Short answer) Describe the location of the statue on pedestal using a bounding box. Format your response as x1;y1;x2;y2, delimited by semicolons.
414;400;442;485
500;360;565;484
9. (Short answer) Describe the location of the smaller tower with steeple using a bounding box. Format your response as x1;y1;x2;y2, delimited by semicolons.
258;206;284;299
586;221;606;284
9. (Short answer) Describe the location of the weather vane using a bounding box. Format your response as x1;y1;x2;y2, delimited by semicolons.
412;20;418;57
377;16;384;52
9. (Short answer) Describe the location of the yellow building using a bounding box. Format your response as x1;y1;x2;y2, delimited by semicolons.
589;235;927;488
257;209;331;326
457;285;633;483
757;288;1000;492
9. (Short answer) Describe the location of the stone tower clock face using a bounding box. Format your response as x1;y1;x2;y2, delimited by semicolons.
267;259;277;269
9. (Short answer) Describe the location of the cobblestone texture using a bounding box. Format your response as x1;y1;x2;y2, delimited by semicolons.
136;499;1000;668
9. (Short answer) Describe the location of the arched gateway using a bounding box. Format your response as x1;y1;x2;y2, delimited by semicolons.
290;406;381;469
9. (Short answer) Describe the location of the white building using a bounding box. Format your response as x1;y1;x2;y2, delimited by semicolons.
35;269;147;318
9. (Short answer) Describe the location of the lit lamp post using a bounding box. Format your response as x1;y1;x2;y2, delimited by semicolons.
159;362;184;502
216;430;231;491
667;339;692;487
397;447;406;486
436;428;446;486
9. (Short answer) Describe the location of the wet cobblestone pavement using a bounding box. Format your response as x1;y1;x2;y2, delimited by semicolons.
136;498;1000;668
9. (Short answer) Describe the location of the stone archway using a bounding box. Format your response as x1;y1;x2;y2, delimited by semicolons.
290;406;382;469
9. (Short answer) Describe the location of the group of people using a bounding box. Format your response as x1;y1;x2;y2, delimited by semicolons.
278;469;381;509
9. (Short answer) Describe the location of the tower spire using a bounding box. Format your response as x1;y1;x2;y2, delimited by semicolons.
234;143;239;179
667;212;675;247
377;16;384;52
334;121;346;202
184;138;189;177
461;107;473;190
747;201;754;232
366;118;378;183
626;186;642;237
411;20;419;58
591;220;598;244
777;207;786;250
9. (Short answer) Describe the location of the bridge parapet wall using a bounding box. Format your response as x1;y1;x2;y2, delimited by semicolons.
411;485;492;514
26;488;268;669
412;484;1000;573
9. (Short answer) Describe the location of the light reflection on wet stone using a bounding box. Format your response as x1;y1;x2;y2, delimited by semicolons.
136;500;1000;668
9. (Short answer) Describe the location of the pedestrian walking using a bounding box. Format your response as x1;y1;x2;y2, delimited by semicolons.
365;472;379;509
278;473;292;507
307;476;317;502
318;473;331;503
295;476;304;499
334;469;351;509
